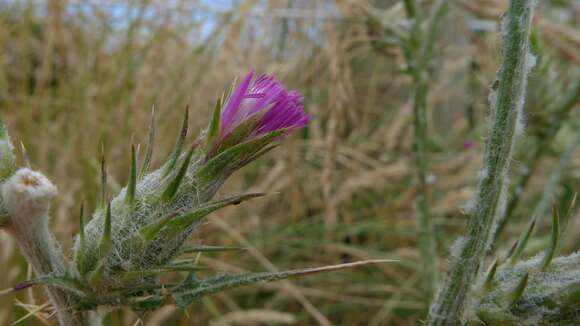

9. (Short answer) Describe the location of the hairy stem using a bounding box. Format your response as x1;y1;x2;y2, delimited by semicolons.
0;168;94;325
10;224;90;325
493;76;580;243
427;0;535;324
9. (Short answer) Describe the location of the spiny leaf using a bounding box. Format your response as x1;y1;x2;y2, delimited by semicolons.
164;106;189;176
476;309;518;325
88;261;107;290
508;218;537;265
171;259;396;307
126;145;138;206
223;80;235;103
99;203;112;258
505;240;518;260
119;266;205;285
181;245;245;254
559;190;577;237
123;215;175;265
241;143;279;167
483;258;499;291
162;193;266;240
100;145;107;209
205;97;222;151
122;266;205;277
197;130;284;184
217;113;264;152
129;294;165;312
133;213;177;243
140;106;156;179
83;204;112;281
19;141;31;168
0;115;15;181
541;203;561;271
117;270;158;285
163;261;207;272
165;266;206;273
508;273;529;307
79;204;85;243
161;143;196;203
77;204;89;275
167;259;202;266
14;275;87;298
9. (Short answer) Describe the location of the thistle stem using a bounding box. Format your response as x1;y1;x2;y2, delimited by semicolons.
0;166;93;325
493;76;580;244
427;0;535;324
413;81;438;298
11;225;90;325
403;0;447;299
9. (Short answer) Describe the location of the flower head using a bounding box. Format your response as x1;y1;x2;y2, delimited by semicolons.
1;168;57;234
217;70;310;145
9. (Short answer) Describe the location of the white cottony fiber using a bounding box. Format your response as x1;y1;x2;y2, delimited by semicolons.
1;168;57;219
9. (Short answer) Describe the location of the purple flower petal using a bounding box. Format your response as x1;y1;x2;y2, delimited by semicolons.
220;70;255;136
218;70;311;144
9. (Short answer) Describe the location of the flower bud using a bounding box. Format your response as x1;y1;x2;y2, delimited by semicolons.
207;70;311;157
1;168;57;232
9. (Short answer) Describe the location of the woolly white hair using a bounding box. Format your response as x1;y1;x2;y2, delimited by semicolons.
1;168;57;228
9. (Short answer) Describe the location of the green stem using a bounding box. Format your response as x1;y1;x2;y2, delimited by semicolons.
493;76;580;244
427;0;535;324
412;77;438;298
404;0;447;299
11;226;91;325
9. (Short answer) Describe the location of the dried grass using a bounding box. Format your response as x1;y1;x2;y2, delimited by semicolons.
0;0;579;325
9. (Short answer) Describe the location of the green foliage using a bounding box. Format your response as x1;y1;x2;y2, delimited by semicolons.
180;245;245;253
139;107;156;179
160;143;196;202
172;270;307;307
125;145;137;206
205;97;222;152
472;253;580;325
0;116;15;182
196;130;284;184
164;107;190;176
508;218;537;265
470;195;579;325
0;0;578;325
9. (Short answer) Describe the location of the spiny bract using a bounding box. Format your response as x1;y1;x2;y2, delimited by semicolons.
44;70;310;312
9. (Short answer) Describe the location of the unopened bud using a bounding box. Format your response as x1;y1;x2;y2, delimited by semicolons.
1;168;57;231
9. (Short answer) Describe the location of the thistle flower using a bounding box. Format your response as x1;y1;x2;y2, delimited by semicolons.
62;70;311;313
0;72;396;326
208;70;311;156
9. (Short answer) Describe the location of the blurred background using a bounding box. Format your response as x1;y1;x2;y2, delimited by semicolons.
0;0;579;325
